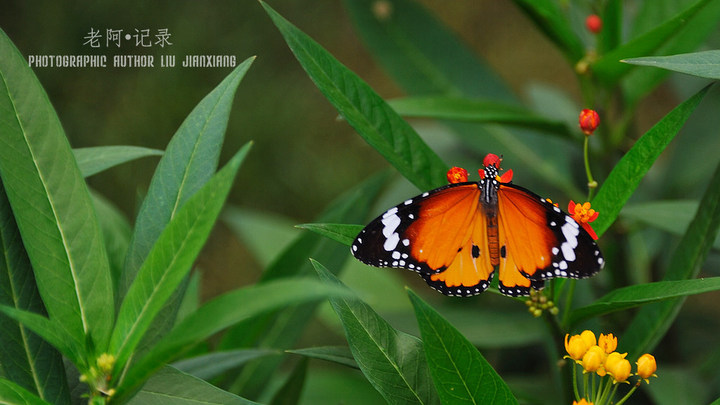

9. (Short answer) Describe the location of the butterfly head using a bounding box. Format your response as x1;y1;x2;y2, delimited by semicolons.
480;153;513;183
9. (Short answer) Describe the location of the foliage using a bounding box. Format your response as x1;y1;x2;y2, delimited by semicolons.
1;0;720;404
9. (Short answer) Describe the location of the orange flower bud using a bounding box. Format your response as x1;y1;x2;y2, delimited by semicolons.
573;399;593;405
598;333;617;354
565;334;590;361
447;166;468;184
585;14;602;34
605;352;632;383
580;330;596;348
636;353;657;382
579;109;600;135
581;346;605;373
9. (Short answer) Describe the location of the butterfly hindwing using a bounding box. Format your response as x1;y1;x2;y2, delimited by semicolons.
351;182;495;296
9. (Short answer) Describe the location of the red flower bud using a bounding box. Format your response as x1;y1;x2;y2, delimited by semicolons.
579;109;600;135
586;14;602;34
447;166;468;184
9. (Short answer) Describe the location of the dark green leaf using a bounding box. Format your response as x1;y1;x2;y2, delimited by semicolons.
570;277;720;325
623;160;720;357
91;191;133;291
269;357;308;405
109;143;251;373
510;0;584;62
114;278;352;401
0;378;51;405
295;223;362;246
387;97;572;138
73;146;163;178
287;346;358;369
623;50;720;80
591;86;708;237
592;0;714;85
0;26;114;353
261;1;447;191
313;260;440;405
0;184;69;404
125;366;260;405
172;349;279;381
408;290;518;405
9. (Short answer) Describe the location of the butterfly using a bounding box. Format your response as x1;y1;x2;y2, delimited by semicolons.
351;154;604;297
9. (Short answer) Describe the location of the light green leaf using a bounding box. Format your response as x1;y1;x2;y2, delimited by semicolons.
408;290;518;405
313;260;440;405
623;50;720;80
387;97;572;138
592;0;715;85
623;160;720;358
172;349;279;381
591;86;708;237
287;346;358;370
262;1;447;191
114;278;352;401
91;191;133;291
0;185;69;404
120;57;255;298
109;143;251;374
0;27;113;353
0;378;52;405
295;223;362;246
570;277;720;325
126;366;260;405
73;146;163;178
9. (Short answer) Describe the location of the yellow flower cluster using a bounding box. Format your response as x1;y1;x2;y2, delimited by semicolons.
564;330;657;405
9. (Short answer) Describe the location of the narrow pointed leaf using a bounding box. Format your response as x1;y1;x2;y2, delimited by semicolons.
592;0;714;85
269;357;308;405
570;277;720;325
408;289;517;405
172;349;280;381
591;86;708;236
388;97;571;138
622;160;720;358
0;378;52;405
313;259;440;405
114;278;352;401
0;185;69;404
295;223;362;246
287;346;358;369
0;27;114;351
126;366;260;405
623;50;720;80
73;146;163;178
120;57;255;297
261;1;447;191
109;143;251;372
510;0;584;63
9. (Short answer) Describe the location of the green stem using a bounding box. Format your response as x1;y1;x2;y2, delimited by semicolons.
561;279;577;328
572;363;580;401
614;383;639;405
583;135;597;201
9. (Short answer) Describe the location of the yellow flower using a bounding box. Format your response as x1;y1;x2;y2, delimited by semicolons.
598;333;617;354
565;333;590;361
581;346;605;373
636;353;658;383
605;352;631;383
580;330;596;348
573;399;593;405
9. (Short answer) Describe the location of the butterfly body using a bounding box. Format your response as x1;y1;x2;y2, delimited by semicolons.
351;154;604;297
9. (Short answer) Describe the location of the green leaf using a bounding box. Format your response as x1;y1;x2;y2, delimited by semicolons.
387;97;572;138
172;349;279;381
0;184;69;404
113;278;352;401
592;0;715;85
126;366;260;405
408;290;518;405
0;27;114;353
109;143;251;374
622;159;720;358
261;1;447;191
120;57;255;298
570;277;720;325
222;207;299;267
313;260;440;405
623;50;720;80
295;223;362;246
0;378;52;405
269;357;308;405
91;191;133;291
287;346;358;370
510;0;585;63
73;146;163;178
591;86;708;237
223;174;389;399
